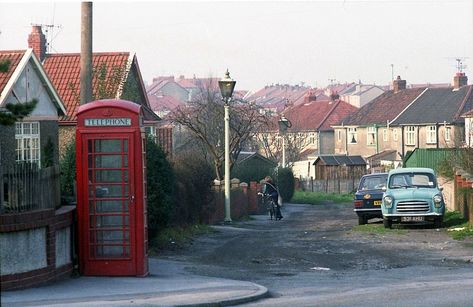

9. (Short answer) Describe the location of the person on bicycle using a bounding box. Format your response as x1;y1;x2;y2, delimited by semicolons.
263;176;283;220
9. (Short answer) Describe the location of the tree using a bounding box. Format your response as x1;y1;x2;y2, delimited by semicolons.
252;118;313;167
170;81;268;180
0;60;38;126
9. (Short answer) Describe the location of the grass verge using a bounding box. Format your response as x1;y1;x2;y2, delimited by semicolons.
291;190;353;205
444;210;473;240
353;223;407;235
149;224;214;254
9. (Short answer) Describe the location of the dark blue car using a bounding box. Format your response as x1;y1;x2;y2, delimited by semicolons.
353;173;388;225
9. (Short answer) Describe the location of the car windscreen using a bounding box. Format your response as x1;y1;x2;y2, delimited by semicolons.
388;172;436;189
359;175;388;191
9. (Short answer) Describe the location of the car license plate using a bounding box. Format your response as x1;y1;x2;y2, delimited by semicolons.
401;216;424;222
374;200;382;206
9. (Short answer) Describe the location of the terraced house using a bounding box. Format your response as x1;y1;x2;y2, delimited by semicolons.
333;74;473;170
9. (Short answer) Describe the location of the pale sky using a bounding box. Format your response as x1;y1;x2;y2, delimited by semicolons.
0;1;472;91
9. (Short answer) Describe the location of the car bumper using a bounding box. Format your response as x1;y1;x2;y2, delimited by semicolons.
383;212;443;217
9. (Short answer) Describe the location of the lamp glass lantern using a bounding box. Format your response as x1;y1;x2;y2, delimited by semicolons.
219;70;236;103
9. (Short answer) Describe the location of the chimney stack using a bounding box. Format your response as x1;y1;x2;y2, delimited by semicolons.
330;91;340;102
453;72;468;90
28;25;47;62
304;90;317;103
392;76;406;93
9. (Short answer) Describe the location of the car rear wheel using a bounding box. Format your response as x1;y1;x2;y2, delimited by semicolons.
358;215;367;225
383;218;392;229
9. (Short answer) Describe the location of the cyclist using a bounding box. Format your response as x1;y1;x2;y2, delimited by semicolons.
263;176;283;220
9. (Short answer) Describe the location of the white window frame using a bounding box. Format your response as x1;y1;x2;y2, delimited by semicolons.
426;125;437;144
337;130;342;142
383;129;388;142
309;132;316;145
15;122;41;165
445;126;451;142
393;128;398;141
367;126;376;145
348;127;357;144
406;126;416;146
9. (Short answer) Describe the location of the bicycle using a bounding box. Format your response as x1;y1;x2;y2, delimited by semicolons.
259;192;278;220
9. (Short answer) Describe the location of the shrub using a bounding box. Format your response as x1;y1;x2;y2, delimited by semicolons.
146;137;175;237
277;167;295;202
172;151;214;225
60;141;76;199
231;158;276;184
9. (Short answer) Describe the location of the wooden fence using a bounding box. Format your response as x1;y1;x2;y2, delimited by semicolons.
297;177;359;194
0;164;60;214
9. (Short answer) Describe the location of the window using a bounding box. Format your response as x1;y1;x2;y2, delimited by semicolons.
383;129;388;142
15;122;40;164
348;127;357;144
309;133;316;145
337;130;342;142
406;126;415;146
445;127;451;142
367;126;376;145
393;128;398;141
427;125;436;144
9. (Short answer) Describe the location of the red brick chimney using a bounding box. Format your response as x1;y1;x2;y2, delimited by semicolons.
392;76;406;93
453;72;468;89
304;90;317;103
28;25;47;62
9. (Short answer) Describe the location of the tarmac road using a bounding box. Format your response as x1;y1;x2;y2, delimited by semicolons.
159;202;473;306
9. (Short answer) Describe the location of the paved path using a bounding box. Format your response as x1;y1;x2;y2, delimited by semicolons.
2;258;268;307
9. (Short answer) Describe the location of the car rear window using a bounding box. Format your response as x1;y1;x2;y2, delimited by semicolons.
359;175;388;190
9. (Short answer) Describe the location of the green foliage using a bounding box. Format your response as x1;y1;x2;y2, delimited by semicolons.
437;157;455;179
444;210;468;227
276;167;295;202
121;69;143;104
0;60;11;72
42;137;55;168
0;99;38;126
231;157;276;183
291;190;353;205
173;151;214;225
146;137;176;236
59;142;76;197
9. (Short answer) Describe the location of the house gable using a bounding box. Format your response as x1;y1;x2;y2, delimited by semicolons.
0;49;65;119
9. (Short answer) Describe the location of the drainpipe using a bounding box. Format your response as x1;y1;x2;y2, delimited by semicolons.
401;126;405;160
375;124;379;154
416;126;420;150
436;123;440;148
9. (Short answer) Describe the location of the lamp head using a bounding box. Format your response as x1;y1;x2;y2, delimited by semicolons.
219;69;236;102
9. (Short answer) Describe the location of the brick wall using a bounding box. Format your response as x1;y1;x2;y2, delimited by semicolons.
0;206;75;290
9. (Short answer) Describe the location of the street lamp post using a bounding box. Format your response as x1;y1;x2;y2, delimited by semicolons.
219;70;236;223
278;115;292;167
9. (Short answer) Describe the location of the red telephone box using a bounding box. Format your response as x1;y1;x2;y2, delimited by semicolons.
76;99;148;276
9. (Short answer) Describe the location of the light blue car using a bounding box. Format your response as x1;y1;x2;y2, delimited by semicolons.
382;167;445;229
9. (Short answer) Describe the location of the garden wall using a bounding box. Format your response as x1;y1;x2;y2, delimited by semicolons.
0;206;75;290
205;180;265;224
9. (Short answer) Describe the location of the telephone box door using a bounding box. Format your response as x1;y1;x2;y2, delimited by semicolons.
81;134;136;275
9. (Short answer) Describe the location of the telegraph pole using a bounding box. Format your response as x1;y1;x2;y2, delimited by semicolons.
80;2;93;105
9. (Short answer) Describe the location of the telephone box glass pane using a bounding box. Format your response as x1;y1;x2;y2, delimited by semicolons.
94;139;122;153
95;155;123;168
